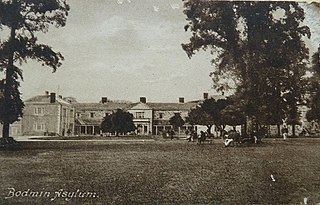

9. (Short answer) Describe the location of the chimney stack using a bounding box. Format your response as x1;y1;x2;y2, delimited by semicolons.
203;93;208;100
58;95;62;99
50;93;56;103
140;97;146;103
101;97;108;104
179;97;184;103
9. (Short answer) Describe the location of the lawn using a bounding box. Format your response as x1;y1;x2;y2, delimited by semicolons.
0;138;320;205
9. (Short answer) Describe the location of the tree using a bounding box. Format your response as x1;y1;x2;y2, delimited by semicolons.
187;105;214;134
219;97;246;131
182;1;310;134
100;109;136;136
306;49;320;125
187;98;230;135
0;0;69;140
100;113;113;134
169;113;185;130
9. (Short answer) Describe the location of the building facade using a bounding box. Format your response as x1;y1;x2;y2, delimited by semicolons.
1;91;245;137
73;98;131;135
127;97;198;135
22;92;75;136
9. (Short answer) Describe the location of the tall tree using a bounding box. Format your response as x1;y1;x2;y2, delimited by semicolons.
187;105;214;134
0;0;69;140
182;1;310;134
219;97;246;131
306;49;320;125
187;98;230;134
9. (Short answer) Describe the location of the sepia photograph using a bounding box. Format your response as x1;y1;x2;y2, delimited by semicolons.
0;0;320;204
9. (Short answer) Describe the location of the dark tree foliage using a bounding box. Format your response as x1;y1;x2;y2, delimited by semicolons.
169;113;185;129
0;0;69;139
219;97;246;129
182;1;310;135
187;105;214;133
100;109;136;136
306;49;320;125
187;98;230;134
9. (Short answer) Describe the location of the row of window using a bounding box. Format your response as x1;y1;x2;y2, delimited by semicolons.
33;107;74;116
75;111;182;119
33;123;46;131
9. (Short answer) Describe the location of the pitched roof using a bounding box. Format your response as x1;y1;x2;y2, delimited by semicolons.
25;95;71;105
146;102;198;111
73;102;131;112
188;95;227;103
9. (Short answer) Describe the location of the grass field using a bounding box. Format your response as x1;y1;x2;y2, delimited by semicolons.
0;138;320;205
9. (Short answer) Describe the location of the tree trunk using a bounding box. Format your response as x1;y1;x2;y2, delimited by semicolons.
277;124;281;138
2;122;10;139
2;26;16;139
292;123;296;137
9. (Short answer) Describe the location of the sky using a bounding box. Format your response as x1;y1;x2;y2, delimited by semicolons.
3;0;320;103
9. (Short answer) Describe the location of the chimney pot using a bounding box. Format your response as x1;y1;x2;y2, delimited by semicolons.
101;97;108;104
203;93;208;100
50;93;56;103
140;97;146;103
179;97;184;103
45;91;49;96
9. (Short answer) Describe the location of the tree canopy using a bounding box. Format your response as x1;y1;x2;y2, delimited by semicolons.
100;109;136;136
187;98;232;134
182;1;310;134
169;113;185;129
0;0;69;139
306;49;320;125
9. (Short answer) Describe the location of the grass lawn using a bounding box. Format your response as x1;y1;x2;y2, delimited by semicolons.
0;138;320;205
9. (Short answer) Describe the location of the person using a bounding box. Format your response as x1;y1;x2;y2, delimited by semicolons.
198;131;206;144
281;125;288;141
187;130;193;142
170;130;175;140
224;138;234;147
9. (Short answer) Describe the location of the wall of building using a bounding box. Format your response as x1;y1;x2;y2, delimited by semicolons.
0;121;22;137
129;109;153;135
22;103;74;136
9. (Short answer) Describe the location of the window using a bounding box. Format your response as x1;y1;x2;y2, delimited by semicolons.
70;109;74;117
90;112;95;118
136;112;144;119
159;113;163;119
34;107;45;115
33;123;45;131
63;108;67;117
76;113;81;118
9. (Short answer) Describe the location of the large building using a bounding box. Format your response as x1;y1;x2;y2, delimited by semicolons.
73;98;131;135
72;96;200;136
21;92;75;136
0;92;228;137
127;97;198;135
8;91;317;137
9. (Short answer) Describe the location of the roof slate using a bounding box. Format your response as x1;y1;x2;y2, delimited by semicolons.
25;95;71;105
73;102;131;111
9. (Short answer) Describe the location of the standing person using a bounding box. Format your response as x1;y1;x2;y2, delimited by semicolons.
281;125;288;141
170;129;175;140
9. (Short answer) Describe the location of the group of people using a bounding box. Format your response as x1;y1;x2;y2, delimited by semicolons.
186;130;208;144
184;125;291;147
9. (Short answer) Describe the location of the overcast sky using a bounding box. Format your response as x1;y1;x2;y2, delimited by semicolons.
13;0;320;103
